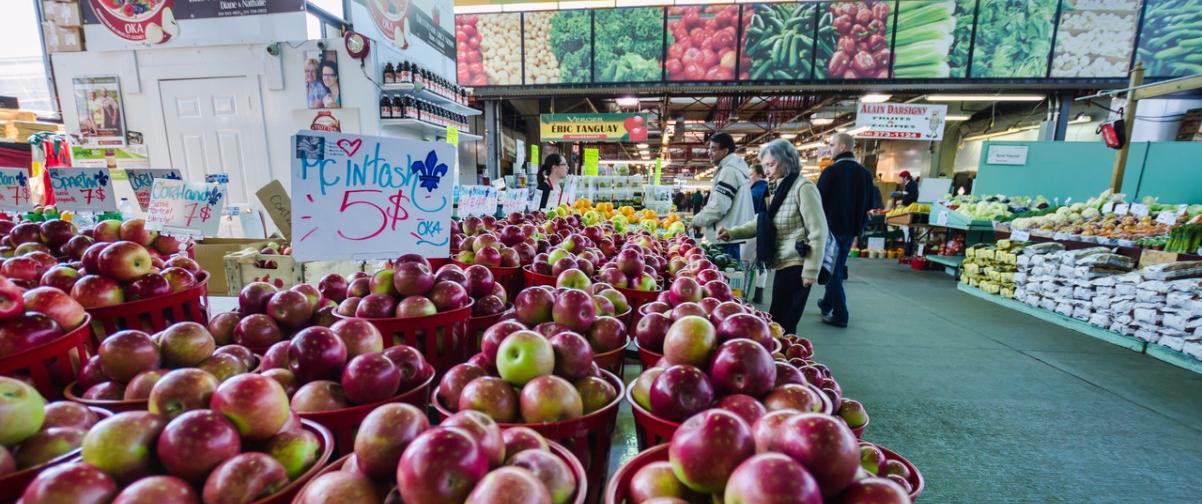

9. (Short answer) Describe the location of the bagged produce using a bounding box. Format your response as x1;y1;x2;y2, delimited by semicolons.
1021;242;1065;255
1060;247;1112;265
1142;261;1202;281
1077;253;1135;270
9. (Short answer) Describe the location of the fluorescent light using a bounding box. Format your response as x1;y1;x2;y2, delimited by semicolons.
797;142;825;150
811;117;834;126
946;114;972;121
779;133;797;139
558;0;616;10
636;143;649;148
925;94;1045;102
615;96;640;107
502;2;560;11
454;5;504;13
860;93;892;103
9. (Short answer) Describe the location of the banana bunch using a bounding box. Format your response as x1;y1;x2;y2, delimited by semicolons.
887;203;931;217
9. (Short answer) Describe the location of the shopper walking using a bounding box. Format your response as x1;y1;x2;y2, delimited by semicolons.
815;133;876;328
718;139;828;335
693;132;754;259
899;170;920;206
537;153;569;209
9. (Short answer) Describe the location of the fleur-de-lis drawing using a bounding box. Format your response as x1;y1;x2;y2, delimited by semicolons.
15;173;26;186
164;172;181;180
93;171;110;187
411;150;448;193
207;189;224;207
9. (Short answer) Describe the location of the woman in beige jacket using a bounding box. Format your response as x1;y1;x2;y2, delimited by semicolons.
718;139;828;334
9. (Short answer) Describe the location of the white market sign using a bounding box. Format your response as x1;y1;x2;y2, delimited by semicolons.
855;102;947;141
47;167;117;213
986;145;1030;166
145;179;226;237
290;131;454;262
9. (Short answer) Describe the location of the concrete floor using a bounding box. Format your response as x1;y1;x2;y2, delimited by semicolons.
609;259;1202;503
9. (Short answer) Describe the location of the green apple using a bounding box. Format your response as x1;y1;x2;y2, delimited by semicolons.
496;330;555;386
597;289;630;314
265;428;320;479
81;411;165;483
547;248;572;267
0;377;45;446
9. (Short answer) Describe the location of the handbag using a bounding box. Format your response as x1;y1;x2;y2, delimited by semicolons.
817;235;841;285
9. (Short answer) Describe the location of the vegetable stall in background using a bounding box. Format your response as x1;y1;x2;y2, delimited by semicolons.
969;0;1058;78
815;0;894;79
742;2;817;81
595;7;664;83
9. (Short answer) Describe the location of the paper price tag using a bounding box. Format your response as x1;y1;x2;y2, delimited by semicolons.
47;167;117;213
1102;202;1115;214
290;131;453;262
1130;203;1149;217
145;179;226;237
583;148;599;176
935;211;948;226
1010;229;1030;241
502;188;528;215
1113;203;1130;215
125;169;182;211
1156;212;1178;225
1178;204;1189;216
458;185;497;217
0;168;34;212
446;126;459;146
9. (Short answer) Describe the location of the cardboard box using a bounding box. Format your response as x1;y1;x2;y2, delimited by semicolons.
43;1;82;27
42;23;82;53
223;249;363;293
255;180;292;240
194;238;271;296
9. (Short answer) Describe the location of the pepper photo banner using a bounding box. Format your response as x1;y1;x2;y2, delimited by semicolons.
290;131;454;262
540;114;649;142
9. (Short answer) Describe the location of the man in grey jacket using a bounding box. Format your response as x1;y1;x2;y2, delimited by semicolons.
692;132;751;258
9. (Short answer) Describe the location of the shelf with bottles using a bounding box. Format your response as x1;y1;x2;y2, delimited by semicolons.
380;118;482;141
380;61;479;116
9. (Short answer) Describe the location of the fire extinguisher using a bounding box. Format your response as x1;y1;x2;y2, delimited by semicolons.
1098;109;1126;149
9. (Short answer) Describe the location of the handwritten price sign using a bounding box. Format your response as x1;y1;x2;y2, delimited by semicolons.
458;185;497;218
145;179;226;237
502;188;528;215
47;168;117;213
124;169;182;211
290;131;453;261
0;168;34;212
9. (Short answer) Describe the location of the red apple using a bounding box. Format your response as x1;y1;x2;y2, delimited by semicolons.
465;466;551;504
506;447;576;504
634;312;672;353
649;365;714;422
575;375;617;414
668;408;755;494
763;384;826;413
19;462;118;504
160;267;197;293
457;376;518;423
232;313;283;350
346;277;370;298
551;289;596;333
288;327;348;383
519;375;583;423
295;470;381;504
355;293;397;318
501;427;549;461
330;318;384;358
429;280;471;311
207;312;239;346
291;380;349;412
442;409;505;467
382;344;430;391
42;401;98;431
628;460;700;503
97;241;153;282
353;402;429;481
396;295;437;318
60;235;95;261
118;219;157;246
317;273;348;302
156;409;241;483
778;413;861;496
201;453;288;504
98;330;159;382
209;373;291;440
396;427;490;504
111;475;199;504
148;368;220;421
662;315;717;367
435;363;488;409
238;282;278;315
158;321;216;368
38;266;81;292
2;256;41;284
342;352;400;404
83;381;124;400
708;338;777;398
724;452;822;504
513;286;554;326
550;331;594;381
122;369;164;400
267;290;314;329
393;262;435;297
0;311;64;355
587;315;626;353
481;320;526;363
122;273;170;301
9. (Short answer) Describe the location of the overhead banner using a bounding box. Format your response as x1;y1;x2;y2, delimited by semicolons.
80;0;307;51
854;103;948;141
540;114;649;142
290;131;454;261
124;168;182;211
350;0;456;83
146;179;226;237
0;168;34;212
47;167;117;213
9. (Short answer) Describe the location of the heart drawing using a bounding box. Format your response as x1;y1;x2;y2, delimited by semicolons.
336;138;363;157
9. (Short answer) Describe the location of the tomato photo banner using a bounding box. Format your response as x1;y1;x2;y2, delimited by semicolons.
47;167;117;213
540;113;648;142
145;178;225;238
290;131;454;262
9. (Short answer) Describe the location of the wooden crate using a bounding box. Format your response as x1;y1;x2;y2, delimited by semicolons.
224;249;365;291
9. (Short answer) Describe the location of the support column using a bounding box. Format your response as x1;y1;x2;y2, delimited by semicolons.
484;99;502;183
1052;94;1072;141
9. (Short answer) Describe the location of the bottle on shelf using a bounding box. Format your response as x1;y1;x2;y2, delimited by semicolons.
380;93;392;119
383;62;395;84
391;95;404;119
399;61;411;83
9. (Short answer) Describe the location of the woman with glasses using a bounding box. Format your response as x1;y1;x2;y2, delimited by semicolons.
319;59;341;108
537;153;569;209
718;138;829;334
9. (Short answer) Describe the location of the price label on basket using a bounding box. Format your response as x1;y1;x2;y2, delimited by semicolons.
290;131;453;262
47;167;117;213
145;179;226;237
124;168;182;211
935;210;948;226
1102;202;1115;214
1130;203;1149;217
0;168;34;212
1156;211;1178;225
1113;203;1130;215
458;185;496;217
502;188;528;215
1010;229;1030;241
1178;204;1189;216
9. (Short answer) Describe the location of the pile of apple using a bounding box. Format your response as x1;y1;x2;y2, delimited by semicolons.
0;277;89;363
510;283;629;354
254;319;432;413
453;228;534;268
295;405;580;504
207;281;342;352
19;372;325;503
634;276;771;356
0;378;104;475
329;257;505;319
622;407;913;503
73;323;258;401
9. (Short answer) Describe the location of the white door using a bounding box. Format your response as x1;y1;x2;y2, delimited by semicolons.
159;77;270;206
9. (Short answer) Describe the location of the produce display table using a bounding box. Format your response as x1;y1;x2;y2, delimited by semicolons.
958;283;1147;353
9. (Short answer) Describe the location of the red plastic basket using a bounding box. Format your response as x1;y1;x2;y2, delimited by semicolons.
428;257;451;271
523;266;557;287
880;445;924;501
851;416;868;439
614;286;661;329
296;363;434;456
249;419;336;504
453;261;525;299
592;336;628;377
0;315;94;400
468;305;513;354
604;443;667;504
633;341;662;371
86;274;210;344
62;381;147;413
294;440;588;504
0;406;111;502
433;370;625;504
334;301;472;376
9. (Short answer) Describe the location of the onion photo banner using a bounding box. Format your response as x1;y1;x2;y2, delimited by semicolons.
290;131;454;261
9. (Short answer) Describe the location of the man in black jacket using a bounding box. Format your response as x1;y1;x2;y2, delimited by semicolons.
815;133;876;328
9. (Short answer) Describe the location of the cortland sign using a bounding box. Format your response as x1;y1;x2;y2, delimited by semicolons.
854;102;947;141
540;113;649;142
